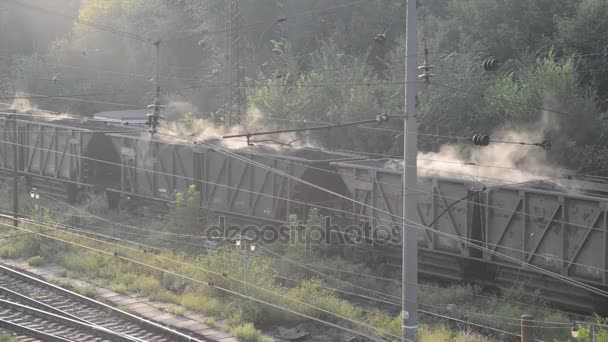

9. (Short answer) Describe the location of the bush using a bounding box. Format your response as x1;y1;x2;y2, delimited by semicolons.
0;332;17;342
180;292;224;314
110;283;128;294
228;323;263;342
75;285;97;298
203;317;216;326
167;306;186;316
27;255;44;266
149;289;181;304
130;275;160;295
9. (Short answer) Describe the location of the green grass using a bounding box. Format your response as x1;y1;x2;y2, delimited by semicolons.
27;255;44;266
149;289;181;304
180;293;223;316
203;317;216;326
130;275;160;295
167;306;186;316
0;332;17;342
228;323;265;342
74;284;96;298
110;283;128;294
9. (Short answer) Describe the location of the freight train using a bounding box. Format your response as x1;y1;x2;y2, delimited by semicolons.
0;109;606;313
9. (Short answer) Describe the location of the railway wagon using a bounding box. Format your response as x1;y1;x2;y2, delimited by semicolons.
104;133;356;224
332;158;482;282
0;112;355;226
332;158;608;312
0;114;136;202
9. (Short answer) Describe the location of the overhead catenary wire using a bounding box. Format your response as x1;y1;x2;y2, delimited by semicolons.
0;218;408;342
164;127;608;298
0;122;604;298
0;91;146;109
2;125;607;264
252;270;573;329
3;131;608;254
0;90;132;101
6;203;590;328
13;190;592;326
5;213;559;339
430;82;577;117
33;158;608;290
1;213;573;338
5;0;156;45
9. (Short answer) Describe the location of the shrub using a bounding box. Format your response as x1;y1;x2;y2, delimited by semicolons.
149;289;181;304
110;283;128;294
167;306;186;316
27;255;44;266
0;332;17;342
203;317;216;326
228;323;263;342
130;275;160;295
75;285;97;298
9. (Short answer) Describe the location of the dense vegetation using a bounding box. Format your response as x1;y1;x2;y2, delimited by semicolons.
2;0;608;172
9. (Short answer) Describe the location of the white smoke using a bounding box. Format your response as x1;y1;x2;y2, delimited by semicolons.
387;108;568;186
160;105;308;151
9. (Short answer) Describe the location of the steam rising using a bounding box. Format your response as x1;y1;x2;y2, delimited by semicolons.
160;105;307;151
388;109;566;186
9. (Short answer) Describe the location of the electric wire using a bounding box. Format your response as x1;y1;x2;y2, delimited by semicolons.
0;122;605;298
0;218;409;342
3;213;572;337
36;183;608;317
164;128;608;298
14;192;594;326
1;125;605;275
5;0;156;45
430;82;577;117
8;212;557;338
0;91;146;108
2;132;608;269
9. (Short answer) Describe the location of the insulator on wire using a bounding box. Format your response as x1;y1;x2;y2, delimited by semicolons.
374;33;386;45
418;47;434;84
539;140;552;151
376;113;389;123
483;58;501;71
472;134;490;146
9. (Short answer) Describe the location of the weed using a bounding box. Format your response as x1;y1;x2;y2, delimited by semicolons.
110;283;128;294
55;279;73;290
27;255;44;266
0;332;17;342
203;317;216;326
228;323;263;342
130;275;160;295
74;285;96;298
167;306;186;316
180;293;223;316
149;289;180;304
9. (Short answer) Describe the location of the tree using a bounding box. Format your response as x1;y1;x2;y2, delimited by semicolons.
169;185;207;238
558;0;608;103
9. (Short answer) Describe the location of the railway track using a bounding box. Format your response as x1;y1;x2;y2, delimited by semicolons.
0;263;205;342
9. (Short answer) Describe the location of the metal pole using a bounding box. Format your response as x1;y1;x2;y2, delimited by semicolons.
12;116;18;227
592;322;597;342
402;0;419;340
521;314;534;342
243;244;248;295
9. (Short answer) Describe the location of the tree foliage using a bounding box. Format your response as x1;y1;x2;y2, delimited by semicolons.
3;0;608;173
